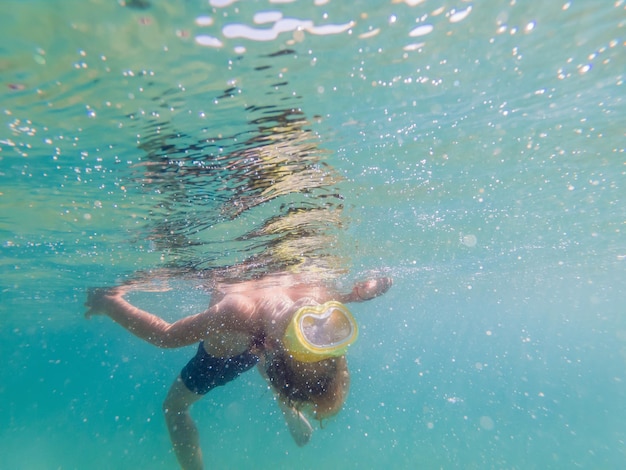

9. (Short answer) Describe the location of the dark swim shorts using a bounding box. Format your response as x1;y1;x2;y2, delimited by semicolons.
180;342;259;395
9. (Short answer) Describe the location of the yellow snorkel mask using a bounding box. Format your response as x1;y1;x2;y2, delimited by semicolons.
283;301;358;363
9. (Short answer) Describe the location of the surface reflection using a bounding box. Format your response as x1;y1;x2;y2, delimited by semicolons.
131;70;346;284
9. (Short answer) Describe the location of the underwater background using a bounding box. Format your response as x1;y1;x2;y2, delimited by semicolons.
1;0;625;468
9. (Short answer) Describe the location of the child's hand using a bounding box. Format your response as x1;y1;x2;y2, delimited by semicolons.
84;287;125;319
353;277;392;301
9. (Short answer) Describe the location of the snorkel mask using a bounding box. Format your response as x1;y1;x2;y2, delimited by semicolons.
283;301;358;363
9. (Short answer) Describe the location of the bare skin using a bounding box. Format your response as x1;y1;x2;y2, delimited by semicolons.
85;274;392;470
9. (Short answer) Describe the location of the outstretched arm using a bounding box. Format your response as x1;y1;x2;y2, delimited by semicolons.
85;287;217;348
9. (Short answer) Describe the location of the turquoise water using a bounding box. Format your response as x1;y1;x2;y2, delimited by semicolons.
2;0;625;468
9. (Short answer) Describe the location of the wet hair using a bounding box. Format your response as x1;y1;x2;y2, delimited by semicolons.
264;351;350;420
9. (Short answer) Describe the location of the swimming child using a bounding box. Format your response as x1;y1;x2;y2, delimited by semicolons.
85;272;392;470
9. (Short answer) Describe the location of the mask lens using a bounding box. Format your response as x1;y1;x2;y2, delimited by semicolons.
300;307;353;348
